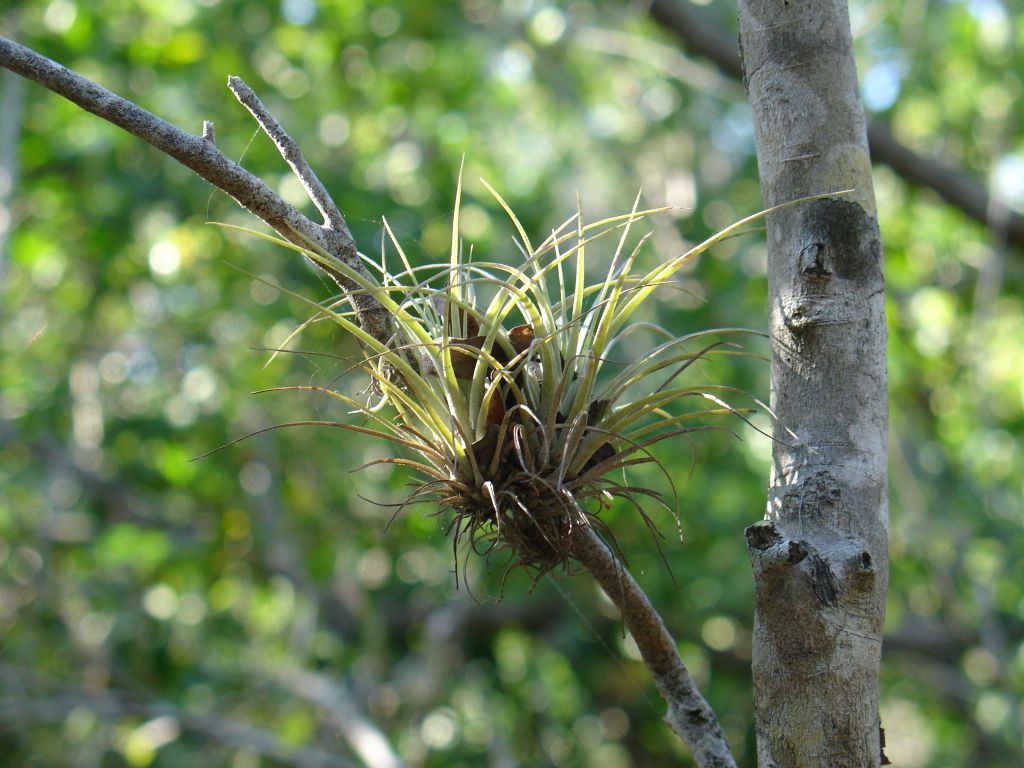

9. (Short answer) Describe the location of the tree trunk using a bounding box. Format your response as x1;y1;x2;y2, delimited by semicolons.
736;2;889;766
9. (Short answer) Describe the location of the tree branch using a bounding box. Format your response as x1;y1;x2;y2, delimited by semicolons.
571;525;737;768
647;0;1024;251
227;76;348;233
0;36;394;347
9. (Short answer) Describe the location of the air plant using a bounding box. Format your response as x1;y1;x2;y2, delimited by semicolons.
220;180;804;585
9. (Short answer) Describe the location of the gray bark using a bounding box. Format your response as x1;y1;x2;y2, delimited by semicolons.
572;527;736;767
736;1;889;766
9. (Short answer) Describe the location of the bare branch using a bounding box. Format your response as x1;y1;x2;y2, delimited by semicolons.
228;76;347;233
864;119;1024;249
571;525;737;768
648;0;743;83
647;0;1024;251
0;36;394;347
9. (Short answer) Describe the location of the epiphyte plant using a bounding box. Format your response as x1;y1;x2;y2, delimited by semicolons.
223;175;795;585
0;36;856;763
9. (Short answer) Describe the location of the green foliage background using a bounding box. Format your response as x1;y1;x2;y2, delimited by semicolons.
1;1;1022;766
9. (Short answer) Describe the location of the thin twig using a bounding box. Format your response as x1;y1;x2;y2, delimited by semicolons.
571;524;737;768
228;77;346;232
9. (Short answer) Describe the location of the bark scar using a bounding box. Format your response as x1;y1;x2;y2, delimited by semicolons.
808;550;839;606
745;519;782;550
746;521;837;605
798;241;831;277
